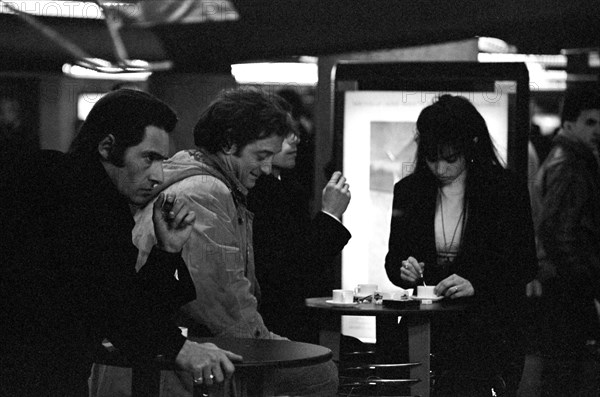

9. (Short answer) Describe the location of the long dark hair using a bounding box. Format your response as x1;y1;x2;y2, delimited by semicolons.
414;94;503;185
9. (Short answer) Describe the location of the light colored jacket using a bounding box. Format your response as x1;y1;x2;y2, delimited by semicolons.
133;149;274;339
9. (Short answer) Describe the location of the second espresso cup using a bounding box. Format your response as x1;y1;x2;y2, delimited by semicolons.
332;289;354;303
416;285;437;298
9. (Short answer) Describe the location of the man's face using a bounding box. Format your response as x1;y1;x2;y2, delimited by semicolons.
272;133;300;170
107;125;170;205
228;134;283;189
564;109;600;151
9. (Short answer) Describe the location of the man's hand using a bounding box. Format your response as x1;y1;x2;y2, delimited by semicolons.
175;340;243;386
153;193;196;253
321;171;351;220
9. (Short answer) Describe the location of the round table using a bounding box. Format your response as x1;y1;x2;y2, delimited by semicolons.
192;337;332;369
192;337;332;396
94;337;332;397
305;297;468;397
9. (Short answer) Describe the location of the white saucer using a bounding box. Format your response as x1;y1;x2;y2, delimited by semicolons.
325;300;358;306
411;295;444;302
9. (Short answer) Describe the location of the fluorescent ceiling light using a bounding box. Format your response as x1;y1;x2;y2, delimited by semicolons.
478;52;567;67
63;62;151;81
231;62;318;86
0;1;105;19
526;63;567;91
478;53;568;91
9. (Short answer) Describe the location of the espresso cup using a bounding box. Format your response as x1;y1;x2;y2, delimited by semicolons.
416;285;437;298
332;289;354;303
354;284;378;297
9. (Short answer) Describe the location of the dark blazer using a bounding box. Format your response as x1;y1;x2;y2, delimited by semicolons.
385;168;537;372
1;151;195;396
248;173;351;342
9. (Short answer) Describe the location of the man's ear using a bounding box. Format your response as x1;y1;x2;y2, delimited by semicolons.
98;134;116;160
222;143;237;155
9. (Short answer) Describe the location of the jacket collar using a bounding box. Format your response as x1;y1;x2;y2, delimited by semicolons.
159;149;248;209
553;133;599;171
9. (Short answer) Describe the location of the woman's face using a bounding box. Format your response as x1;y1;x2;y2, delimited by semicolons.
425;147;467;185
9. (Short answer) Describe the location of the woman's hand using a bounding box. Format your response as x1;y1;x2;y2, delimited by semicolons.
435;274;474;299
400;256;424;284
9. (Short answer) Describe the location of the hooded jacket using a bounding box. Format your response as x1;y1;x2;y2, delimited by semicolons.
133;149;272;338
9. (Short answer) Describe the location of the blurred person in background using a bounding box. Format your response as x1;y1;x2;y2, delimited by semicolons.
276;88;316;210
0;95;37;158
520;87;600;396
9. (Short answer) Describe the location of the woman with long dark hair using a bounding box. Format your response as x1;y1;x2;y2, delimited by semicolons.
385;94;537;395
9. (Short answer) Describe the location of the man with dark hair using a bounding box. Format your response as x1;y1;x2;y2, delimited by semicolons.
520;87;600;395
127;88;340;396
68;88;178;168
0;89;240;396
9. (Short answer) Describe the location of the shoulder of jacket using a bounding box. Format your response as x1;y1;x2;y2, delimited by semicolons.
168;174;231;197
393;172;435;195
541;145;582;176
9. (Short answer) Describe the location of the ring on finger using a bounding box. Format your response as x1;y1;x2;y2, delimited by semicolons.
193;376;203;384
209;374;215;380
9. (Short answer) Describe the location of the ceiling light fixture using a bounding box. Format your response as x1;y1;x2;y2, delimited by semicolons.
62;61;151;81
231;62;318;86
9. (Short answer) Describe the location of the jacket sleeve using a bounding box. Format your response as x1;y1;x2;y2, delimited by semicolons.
50;198;190;362
463;173;537;305
310;211;352;258
272;211;351;298
105;247;191;361
384;179;424;289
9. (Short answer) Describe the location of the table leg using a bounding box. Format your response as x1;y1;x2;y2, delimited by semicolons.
375;315;407;364
376;315;431;396
406;316;430;397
